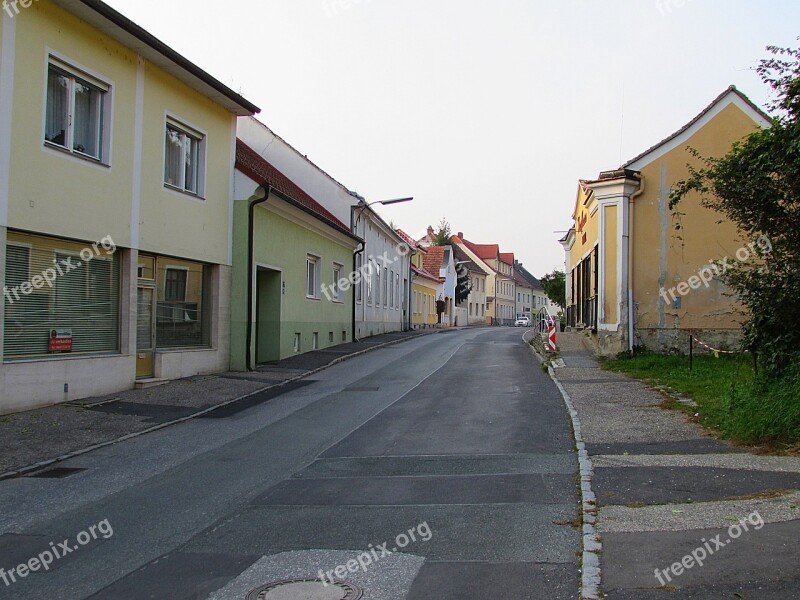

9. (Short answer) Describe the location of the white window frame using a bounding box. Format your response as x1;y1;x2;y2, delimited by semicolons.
164;115;207;198
43;54;112;165
332;262;344;303
306;254;320;300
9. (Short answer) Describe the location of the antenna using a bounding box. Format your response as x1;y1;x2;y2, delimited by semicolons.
619;77;626;166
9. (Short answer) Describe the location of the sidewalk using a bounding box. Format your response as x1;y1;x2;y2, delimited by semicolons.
550;332;800;599
0;328;446;480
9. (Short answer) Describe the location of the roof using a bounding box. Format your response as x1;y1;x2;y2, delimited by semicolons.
235;140;358;240
53;0;259;116
451;244;484;274
499;252;515;266
423;246;446;277
462;240;500;261
515;262;544;290
622;85;771;170
412;264;443;283
512;270;533;288
395;228;425;252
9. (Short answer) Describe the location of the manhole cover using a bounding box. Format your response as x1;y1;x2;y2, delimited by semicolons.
246;578;363;600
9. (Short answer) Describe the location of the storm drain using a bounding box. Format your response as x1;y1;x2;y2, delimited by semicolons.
245;578;362;600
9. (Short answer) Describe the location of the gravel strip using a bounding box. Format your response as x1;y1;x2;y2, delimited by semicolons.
594;453;800;473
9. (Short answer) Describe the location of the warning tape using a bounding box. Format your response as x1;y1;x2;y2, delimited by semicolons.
691;336;744;357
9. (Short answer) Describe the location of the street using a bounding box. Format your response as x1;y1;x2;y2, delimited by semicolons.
0;328;581;600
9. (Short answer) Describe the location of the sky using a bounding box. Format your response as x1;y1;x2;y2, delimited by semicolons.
106;0;799;276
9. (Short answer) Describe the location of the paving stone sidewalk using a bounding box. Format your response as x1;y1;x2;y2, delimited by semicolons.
551;332;800;599
0;328;447;478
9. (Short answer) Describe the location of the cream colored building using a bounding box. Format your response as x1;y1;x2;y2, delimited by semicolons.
452;235;516;326
0;0;258;412
561;86;770;354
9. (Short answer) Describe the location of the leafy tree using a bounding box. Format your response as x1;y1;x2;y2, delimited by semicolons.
431;219;452;247
670;44;800;376
540;270;566;310
455;263;472;305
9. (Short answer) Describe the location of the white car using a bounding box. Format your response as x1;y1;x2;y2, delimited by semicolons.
515;316;531;327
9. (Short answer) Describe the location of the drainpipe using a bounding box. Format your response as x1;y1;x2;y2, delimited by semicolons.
246;185;270;371
628;173;645;353
350;205;365;343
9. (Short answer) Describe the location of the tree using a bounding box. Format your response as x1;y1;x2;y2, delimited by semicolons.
455;263;472;305
431;219;452;247
670;44;800;376
540;270;566;311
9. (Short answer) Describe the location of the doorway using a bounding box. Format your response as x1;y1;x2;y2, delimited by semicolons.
136;286;155;378
256;268;282;364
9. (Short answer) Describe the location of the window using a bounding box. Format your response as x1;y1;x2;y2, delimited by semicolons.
312;332;319;350
306;256;319;299
355;254;363;303
294;333;301;353
164;120;205;195
389;269;394;308
329;332;334;343
395;273;400;309
45;61;108;162
375;264;381;306
4;232;120;359
332;263;343;302
164;268;188;302
383;267;388;307
156;259;210;348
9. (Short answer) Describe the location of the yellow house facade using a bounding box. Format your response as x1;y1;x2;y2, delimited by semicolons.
561;86;770;354
0;0;258;413
397;230;439;328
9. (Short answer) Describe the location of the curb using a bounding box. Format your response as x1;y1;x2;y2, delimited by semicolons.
527;342;603;600
0;330;441;482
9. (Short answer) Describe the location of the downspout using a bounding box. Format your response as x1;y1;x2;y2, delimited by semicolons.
628;174;645;353
350;204;365;343
246;185;270;371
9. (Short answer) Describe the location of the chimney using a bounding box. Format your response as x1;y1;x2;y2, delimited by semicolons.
427;225;434;236
458;232;464;238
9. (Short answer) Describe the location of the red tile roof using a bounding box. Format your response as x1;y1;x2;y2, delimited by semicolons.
463;240;500;260
423;246;445;277
235;140;354;238
412;264;442;283
395;228;424;251
500;252;515;265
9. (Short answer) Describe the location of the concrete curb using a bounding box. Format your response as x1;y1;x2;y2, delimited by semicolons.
527;342;602;600
0;330;441;482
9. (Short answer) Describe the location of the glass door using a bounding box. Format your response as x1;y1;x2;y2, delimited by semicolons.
136;286;155;379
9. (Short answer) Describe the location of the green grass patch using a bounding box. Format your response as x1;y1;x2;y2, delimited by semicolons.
602;349;800;448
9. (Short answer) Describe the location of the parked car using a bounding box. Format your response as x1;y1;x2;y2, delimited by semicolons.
515;316;531;327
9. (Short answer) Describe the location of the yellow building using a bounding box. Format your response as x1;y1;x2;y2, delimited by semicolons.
453;237;516;326
561;86;770;354
0;0;258;412
397;230;439;328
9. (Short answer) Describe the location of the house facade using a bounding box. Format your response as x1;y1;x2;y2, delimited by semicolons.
452;243;487;325
231;141;360;369
453;236;516;326
0;0;258;413
561;86;770;354
396;230;440;329
236;117;411;339
422;245;456;326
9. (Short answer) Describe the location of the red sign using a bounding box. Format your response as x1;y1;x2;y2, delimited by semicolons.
577;211;589;245
49;329;73;353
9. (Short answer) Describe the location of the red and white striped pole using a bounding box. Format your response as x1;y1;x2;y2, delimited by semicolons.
548;318;557;351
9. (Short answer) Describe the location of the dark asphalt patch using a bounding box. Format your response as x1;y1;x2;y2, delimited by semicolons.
86;551;260;600
601;520;799;597
594;466;800;506
86;402;198;424
198;380;317;419
253;473;577;506
587;439;747;456
406;561;579;600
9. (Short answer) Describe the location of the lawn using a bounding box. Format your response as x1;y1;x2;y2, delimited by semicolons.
602;350;800;449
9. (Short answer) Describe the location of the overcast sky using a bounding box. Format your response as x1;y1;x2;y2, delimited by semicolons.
106;0;798;276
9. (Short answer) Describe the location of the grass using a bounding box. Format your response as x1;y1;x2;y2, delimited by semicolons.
602;349;800;449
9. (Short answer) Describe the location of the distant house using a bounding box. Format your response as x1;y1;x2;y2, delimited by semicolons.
560;86;771;354
422;245;457;326
0;0;258;412
396;229;439;329
452;243;488;326
236;117;411;340
515;261;550;314
451;235;516;326
232;140;361;369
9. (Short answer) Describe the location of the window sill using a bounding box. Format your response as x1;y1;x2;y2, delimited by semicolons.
306;296;321;301
155;347;215;354
4;351;122;364
163;183;206;201
44;142;109;167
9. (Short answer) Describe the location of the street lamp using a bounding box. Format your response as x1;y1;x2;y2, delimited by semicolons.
351;196;414;231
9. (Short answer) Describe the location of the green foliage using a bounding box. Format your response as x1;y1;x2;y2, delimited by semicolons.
603;352;800;447
430;219;452;247
455;263;472;304
540;270;566;310
669;44;800;377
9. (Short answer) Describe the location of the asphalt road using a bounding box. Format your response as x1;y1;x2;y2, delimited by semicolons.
0;327;581;600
